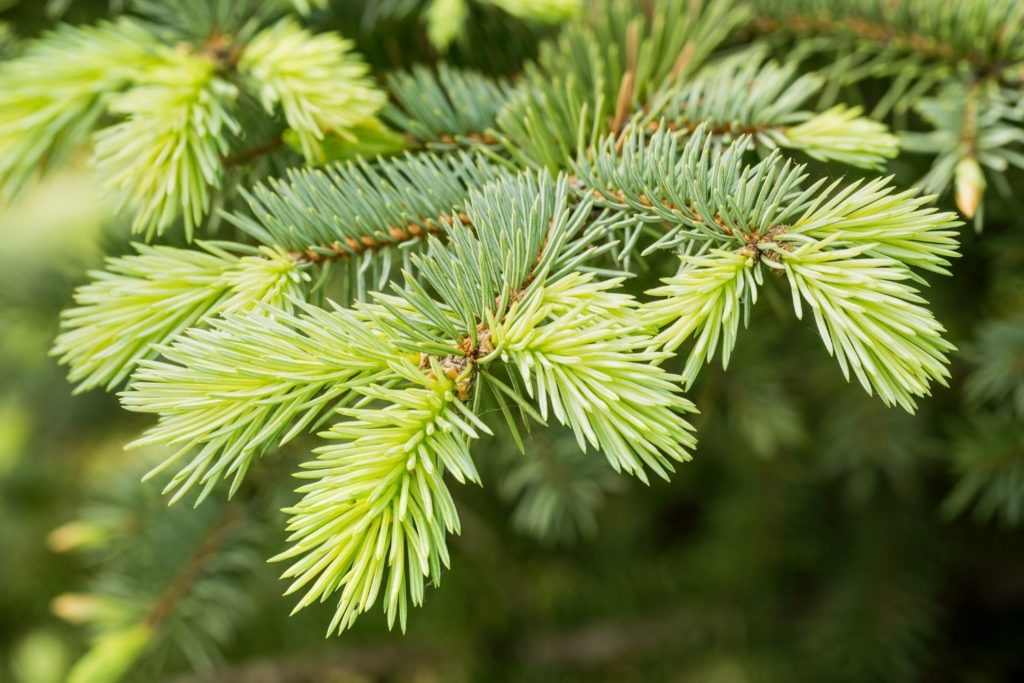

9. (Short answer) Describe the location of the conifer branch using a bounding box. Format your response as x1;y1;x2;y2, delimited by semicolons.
780;240;953;412
645;250;757;386
121;305;395;504
495;0;748;170
0;19;157;200
273;369;485;634
643;54;898;169
228;151;501;256
577;124;959;408
95;48;241;240
492;277;697;483
53;243;308;393
145;504;242;629
750;0;1024;81
385;65;511;146
32;0;992;647
0;10;388;238
238;19;386;162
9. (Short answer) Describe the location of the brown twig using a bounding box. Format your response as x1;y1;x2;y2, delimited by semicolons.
290;213;473;265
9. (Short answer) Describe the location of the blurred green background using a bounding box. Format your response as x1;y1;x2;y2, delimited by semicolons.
2;1;1024;682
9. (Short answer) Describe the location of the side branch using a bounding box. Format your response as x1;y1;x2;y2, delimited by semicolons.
291;213;473;263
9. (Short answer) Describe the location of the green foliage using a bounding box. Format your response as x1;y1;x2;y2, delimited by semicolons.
579;125;959;409
0;5;386;238
943;413;1024;526
495;428;622;543
121;306;391;504
49;461;270;683
495;0;748;170
963;319;1024;416
752;0;1024;223
0;19;155;200
780;241;951;412
493;275;698;482
95;48;240;239
52;243;307;392
275;371;482;634
424;0;581;51
238;19;385;162
902;85;1024;223
9;0;1021;668
644;51;898;169
385;65;513;144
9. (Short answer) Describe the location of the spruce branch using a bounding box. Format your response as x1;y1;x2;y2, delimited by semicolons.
492;276;698;483
786;176;962;276
385;65;511;145
645;250;757;387
1;9;388;238
53;243;308;393
578;124;958;408
95;48;241;240
0;19;157;200
55;469;265;683
750;0;1024;85
229;151;502;256
781;240;953;412
273;369;486;634
121;304;394;504
495;0;747;170
367;170;595;348
32;0;1000;650
902;85;1024;225
644;54;898;169
238;19;386;162
227;151;505;299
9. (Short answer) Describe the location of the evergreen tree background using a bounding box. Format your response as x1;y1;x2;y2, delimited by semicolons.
0;1;1023;681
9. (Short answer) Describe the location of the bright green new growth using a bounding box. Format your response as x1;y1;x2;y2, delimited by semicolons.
0;10;386;238
35;0;978;642
117;171;698;630
0;19;155;200
494;277;697;483
52;243;306;393
643;53;899;169
276;371;481;634
121;306;390;504
95;49;240;239
578;124;960;411
239;19;385;161
750;0;1024;224
782;241;952;412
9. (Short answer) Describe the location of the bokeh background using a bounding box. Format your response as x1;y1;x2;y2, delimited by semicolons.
2;1;1024;682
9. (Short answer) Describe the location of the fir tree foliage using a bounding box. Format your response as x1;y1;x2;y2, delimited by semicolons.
21;0;995;645
52;243;307;393
423;0;581;51
0;1;386;238
642;52;899;169
751;0;1024;224
578;125;960;409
